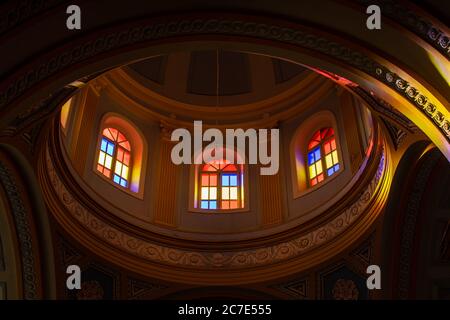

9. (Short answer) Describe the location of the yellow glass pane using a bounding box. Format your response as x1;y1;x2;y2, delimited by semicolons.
316;161;323;174
115;162;122;175
222;187;229;200
105;155;112;169
332;150;339;164
230;187;238;200
309;165;316;178
122;165;129;179
201;187;209;200
325;154;333;169
98;151;105;165
209;187;217;200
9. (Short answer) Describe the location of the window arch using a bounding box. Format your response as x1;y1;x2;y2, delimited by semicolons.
97;127;132;188
307;127;340;187
197;158;244;211
94;113;147;198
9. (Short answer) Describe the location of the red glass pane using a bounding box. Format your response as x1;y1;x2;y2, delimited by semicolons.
117;148;124;162
308;139;320;150
102;128;114;141
119;140;131;151
230;201;238;209
310;178;317;186
317;173;324;182
222;201;229;209
202;164;217;171
108;128;119;141
324;142;331;154
223;164;238;172
312;130;321;142
123;152;130;165
330;139;336;150
117;133;126;143
201;174;209;186
209;174;217;186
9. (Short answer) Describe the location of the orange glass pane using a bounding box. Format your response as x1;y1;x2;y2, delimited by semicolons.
324;142;331;154
201;174;209;186
123;152;130;165
117;132;126;143
308;139;320;150
117;148;124;162
108;128;119;141
312;130;321;142
209;174;217;186
317;173;324;182
202;164;217;172
223;164;237;172
97;164;103;172
331;139;336;150
230;201;238;209
119;140;131;151
103;168;111;178
102;128;114;141
310;178;317;186
222;201;229;209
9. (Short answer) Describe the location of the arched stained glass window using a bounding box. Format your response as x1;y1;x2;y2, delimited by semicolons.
307;127;340;187
97;127;131;188
198;159;244;210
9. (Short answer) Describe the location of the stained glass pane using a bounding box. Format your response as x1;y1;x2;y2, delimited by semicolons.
332;150;338;163
105;155;112;169
223;164;238;171
316;161;323;174
201;187;209;199
314;148;321;161
222;201;229;209
101;139;108;152
222;187;229;200
119;140;131;151
230;187;238;200
308;151;315;165
123;152;130;165
309;165;316;178
222;175;230;186
325;154;333;169
106;143;115;156
103;128;114;141
201;201;209;209
229;175;237;186
209;201;217;209
210;174;217;186
201;174;209;186
98;151;106;166
324;142;331;154
108;128;119;141
209;187;217;200
113;175;120;184
230;201;238;209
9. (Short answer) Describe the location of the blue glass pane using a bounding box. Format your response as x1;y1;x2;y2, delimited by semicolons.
314;147;321;161
113;174;120;184
101;139;108;152
120;179;127;187
222;175;230;186
327;168;334;176
107;142;115;156
201;201;209;209
334;164;340;172
308;151;315;165
229;174;238;186
209;201;217;209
